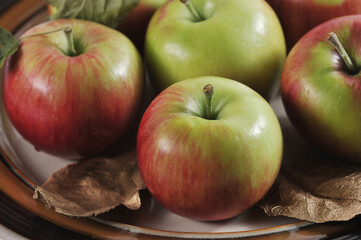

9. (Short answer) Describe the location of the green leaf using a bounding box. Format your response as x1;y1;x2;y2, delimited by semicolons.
47;0;140;29
0;27;19;68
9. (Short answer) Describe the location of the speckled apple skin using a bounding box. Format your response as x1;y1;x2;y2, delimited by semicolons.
281;15;361;162
2;19;144;158
137;77;283;221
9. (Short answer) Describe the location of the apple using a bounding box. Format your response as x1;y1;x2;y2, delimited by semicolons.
47;0;168;53
47;3;57;16
2;19;144;159
118;0;168;52
137;76;283;221
144;0;286;100
266;0;361;51
281;15;361;162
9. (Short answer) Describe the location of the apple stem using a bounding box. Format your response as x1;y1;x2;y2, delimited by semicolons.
180;0;203;21
63;24;77;56
203;84;214;119
327;32;357;74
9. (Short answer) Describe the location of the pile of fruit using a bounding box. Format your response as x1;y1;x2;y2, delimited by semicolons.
1;0;361;222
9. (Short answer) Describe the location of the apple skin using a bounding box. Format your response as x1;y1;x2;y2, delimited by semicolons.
144;0;286;100
47;1;168;53
281;15;361;162
2;19;144;159
266;0;361;51
118;0;168;52
137;76;283;221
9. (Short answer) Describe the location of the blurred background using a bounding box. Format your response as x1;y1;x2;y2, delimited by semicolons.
0;0;17;14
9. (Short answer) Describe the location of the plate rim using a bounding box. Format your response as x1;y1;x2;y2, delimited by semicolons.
0;141;312;239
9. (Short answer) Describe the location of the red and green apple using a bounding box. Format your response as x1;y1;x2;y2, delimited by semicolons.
266;0;361;51
137;76;283;221
2;19;144;159
145;0;286;100
281;15;361;162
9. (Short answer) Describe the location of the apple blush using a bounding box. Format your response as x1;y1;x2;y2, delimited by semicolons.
137;77;283;221
266;0;361;51
2;19;144;159
281;15;361;163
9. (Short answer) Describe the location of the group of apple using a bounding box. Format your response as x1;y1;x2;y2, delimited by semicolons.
2;0;361;221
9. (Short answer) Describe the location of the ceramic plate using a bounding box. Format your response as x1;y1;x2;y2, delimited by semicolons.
0;5;352;240
0;77;311;239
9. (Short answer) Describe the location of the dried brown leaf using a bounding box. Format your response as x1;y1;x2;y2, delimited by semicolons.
260;174;361;223
33;149;146;217
282;162;361;202
259;114;361;223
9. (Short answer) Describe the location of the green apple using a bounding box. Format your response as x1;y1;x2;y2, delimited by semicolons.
137;76;283;221
145;0;286;100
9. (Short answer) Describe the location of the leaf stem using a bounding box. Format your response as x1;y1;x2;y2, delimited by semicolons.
63;24;76;56
180;0;203;21
203;84;214;120
19;27;65;41
19;24;77;56
327;32;357;74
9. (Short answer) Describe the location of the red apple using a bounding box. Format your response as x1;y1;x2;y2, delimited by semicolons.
48;0;168;53
266;0;361;51
118;0;168;52
137;76;283;221
2;19;144;159
281;15;361;162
